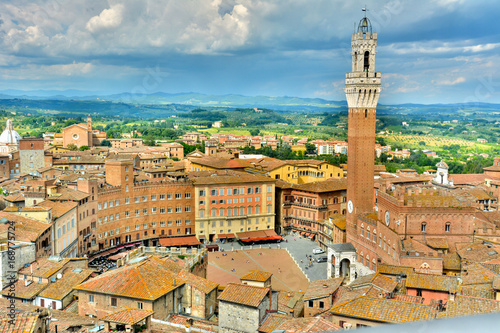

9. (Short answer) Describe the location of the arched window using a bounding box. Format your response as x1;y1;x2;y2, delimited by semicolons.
421;222;427;233
364;51;370;71
365;109;368;118
354;52;358;71
445;222;451;232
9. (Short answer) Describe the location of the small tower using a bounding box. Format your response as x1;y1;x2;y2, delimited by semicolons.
345;12;382;239
87;114;93;131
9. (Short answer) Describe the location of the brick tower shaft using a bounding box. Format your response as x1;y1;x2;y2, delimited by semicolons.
345;16;381;241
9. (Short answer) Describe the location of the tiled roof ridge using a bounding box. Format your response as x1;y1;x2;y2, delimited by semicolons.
478;262;500;275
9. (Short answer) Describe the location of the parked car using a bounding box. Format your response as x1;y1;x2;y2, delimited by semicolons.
312;248;324;254
317;256;328;263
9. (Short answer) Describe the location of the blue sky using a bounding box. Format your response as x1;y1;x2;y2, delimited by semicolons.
1;0;499;104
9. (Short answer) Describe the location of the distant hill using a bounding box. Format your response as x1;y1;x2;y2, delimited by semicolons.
0;90;498;119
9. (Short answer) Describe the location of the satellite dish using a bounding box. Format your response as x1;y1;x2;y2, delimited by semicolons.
56;273;62;279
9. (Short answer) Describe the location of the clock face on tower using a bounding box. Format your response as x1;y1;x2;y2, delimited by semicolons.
348;200;353;214
385;211;390;226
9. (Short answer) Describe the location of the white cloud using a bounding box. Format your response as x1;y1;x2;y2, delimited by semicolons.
86;4;124;33
436;77;466;85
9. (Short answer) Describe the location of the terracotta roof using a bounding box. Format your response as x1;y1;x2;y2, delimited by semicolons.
0;211;51;242
218;283;270;308
47;187;89;202
1;279;47;300
0;297;97;332
457;242;500;263
0;312;39;332
178;270;218;294
100;308;154;325
462;187;495;201
443;252;462;271
277;290;304;314
36;200;77;218
426;237;449;249
4;193;24;202
448;174;486;186
304;277;343;300
461;262;499;285
401;238;434;253
18;258;86;278
273;317;341;332
240;270;273;282
348;273;398;293
405;273;458;292
289;178;346;193
38;268;93;300
438;295;500;318
190;156;252;169
158;236;201;247
330;296;435;324
378;264;415;276
75;256;184;301
189;170;274;185
258;313;289;333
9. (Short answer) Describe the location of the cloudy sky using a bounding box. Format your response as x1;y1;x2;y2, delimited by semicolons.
1;0;499;104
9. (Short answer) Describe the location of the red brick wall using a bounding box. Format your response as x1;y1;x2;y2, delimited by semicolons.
19;138;44;150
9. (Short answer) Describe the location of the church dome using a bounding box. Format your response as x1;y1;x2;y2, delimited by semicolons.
0;119;21;144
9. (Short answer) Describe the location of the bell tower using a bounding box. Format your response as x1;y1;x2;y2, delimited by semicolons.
345;13;381;241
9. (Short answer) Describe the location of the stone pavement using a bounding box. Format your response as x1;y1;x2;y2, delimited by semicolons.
215;233;328;282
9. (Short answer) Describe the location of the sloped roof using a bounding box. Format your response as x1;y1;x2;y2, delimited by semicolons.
39;269;94;300
258;313;289;333
178;270;218;294
218;283;270;308
378;264;415;276
273;317;341;332
189;170;274;185
443;252;462;271
405;273;457;292
0;312;38;333
330;296;435;324
348;273;397;293
75;256;184;301
240;270;273;282
100;308;154;325
36;200;77;218
1;279;47;300
289;178;346;193
438;295;500;319
0;211;51;243
304;277;343;300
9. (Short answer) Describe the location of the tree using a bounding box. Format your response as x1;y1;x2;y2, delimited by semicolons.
79;145;90;151
66;144;78;151
249;129;261;136
101;140;111;147
305;142;316;154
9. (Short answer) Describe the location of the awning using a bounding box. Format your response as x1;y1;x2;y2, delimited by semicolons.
159;236;201;247
237;230;282;242
217;233;236;239
198;235;206;239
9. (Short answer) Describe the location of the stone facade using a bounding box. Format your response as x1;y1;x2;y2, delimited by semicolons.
19;138;45;175
218;291;278;333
